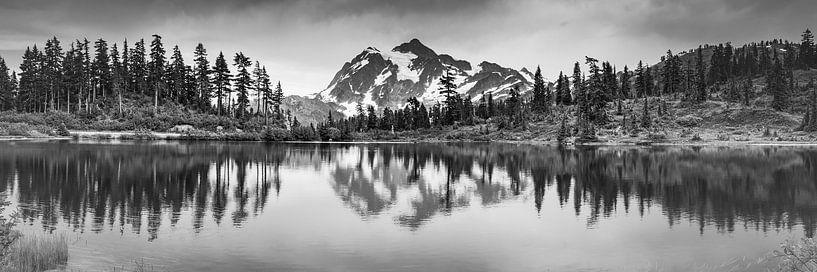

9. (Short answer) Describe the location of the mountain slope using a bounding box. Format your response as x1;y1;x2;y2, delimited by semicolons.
319;39;535;115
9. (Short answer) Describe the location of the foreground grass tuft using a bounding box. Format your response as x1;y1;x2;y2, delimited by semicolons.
1;234;68;272
772;238;817;271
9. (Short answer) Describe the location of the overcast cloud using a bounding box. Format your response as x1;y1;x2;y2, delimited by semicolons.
1;0;816;95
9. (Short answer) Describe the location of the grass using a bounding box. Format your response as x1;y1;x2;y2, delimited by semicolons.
771;238;817;272
106;259;164;272
0;234;68;272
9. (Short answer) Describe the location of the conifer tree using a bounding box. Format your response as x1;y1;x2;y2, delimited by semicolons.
769;58;789;111
635;61;646;98
252;61;264;115
695;46;707;102
644;65;654;97
259;67;273;124
641;96;651;129
212;52;231;116
110;43;125;115
130;39;148;96
619;65;630;114
585;57;607;124
271;81;284;119
193;43;211;112
121;39;131;95
662;50;681;99
232;52;252;119
477;93;488;119
800;78;817;131
742;78;752;106
43;37;62;111
168;45;187;104
555;72;565;105
486;92;495;118
799;29;814;69
92;39;111;104
381;107;394;131
531;66;548;114
148;35;166;114
602;62;616;103
0;56;14;111
367;105;378;130
62;44;81;113
9;72;17;110
438;68;458;125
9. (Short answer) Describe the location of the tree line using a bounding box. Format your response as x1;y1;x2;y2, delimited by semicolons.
0;35;288;125
314;28;817;141
4;29;817;139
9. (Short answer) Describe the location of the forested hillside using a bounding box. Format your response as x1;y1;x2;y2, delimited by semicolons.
2;29;817;143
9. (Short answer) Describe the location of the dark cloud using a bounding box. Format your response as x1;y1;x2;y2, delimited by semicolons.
1;0;816;94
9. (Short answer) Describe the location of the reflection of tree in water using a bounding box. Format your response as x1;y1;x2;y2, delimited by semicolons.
0;142;284;240
323;144;817;236
3;142;817;238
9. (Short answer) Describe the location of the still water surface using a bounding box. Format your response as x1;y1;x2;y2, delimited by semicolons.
1;141;816;271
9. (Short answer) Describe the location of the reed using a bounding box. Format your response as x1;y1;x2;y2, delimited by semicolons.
1;234;68;272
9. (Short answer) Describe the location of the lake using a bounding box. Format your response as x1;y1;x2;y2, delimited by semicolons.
1;141;815;271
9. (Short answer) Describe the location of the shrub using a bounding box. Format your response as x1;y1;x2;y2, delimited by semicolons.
690;134;703;141
676;115;702;127
88;119;129;131
55;123;70;137
716;134;730;141
290;126;317;141
369;130;398;141
0;123;52;137
225;131;262;141
647;133;667;142
773;238;817;271
323;127;342;141
763;127;773;137
179;130;218;141
263;128;291;142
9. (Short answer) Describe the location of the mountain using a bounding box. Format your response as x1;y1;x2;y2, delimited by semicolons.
280;95;346;126
318;39;535;115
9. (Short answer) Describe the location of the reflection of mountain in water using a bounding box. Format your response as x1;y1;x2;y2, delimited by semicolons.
2;142;817;239
323;144;817;236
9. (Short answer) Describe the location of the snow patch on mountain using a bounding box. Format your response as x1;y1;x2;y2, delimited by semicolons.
319;38;539;110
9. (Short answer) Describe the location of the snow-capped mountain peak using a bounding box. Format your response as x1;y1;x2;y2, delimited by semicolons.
319;39;535;115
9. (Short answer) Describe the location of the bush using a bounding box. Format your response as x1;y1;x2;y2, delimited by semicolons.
647;133;667;142
323;127;342;141
56;123;70;137
178;130;218;141
0;111;82;130
88;119;129;131
716;134;730;141
676;115;702;127
773;238;817;271
0;123;53;137
225;131;262;141
290;126;317;141
263;128;291;141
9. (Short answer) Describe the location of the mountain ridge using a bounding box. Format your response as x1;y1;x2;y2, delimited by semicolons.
317;38;536;115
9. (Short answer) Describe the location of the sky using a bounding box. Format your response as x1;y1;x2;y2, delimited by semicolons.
1;0;816;96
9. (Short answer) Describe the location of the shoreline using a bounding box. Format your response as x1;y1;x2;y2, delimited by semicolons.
2;130;817;147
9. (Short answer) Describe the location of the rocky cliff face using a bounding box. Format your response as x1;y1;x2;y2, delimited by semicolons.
318;39;535;115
